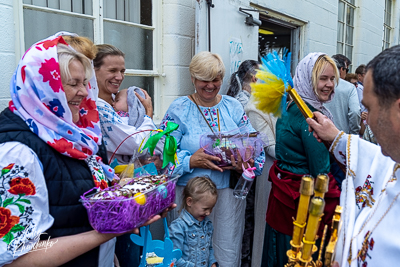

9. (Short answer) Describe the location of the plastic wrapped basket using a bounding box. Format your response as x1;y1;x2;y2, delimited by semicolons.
80;176;178;234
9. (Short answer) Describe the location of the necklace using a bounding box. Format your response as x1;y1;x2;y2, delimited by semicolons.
193;93;219;107
347;163;400;264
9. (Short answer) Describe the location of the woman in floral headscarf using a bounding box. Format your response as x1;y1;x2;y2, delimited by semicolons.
0;34;163;266
261;53;341;266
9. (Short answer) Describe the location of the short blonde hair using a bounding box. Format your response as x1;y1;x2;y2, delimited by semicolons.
57;44;93;83
189;51;225;81
181;176;218;210
311;55;339;96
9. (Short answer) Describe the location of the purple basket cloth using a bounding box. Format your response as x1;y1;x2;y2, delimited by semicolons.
80;177;178;233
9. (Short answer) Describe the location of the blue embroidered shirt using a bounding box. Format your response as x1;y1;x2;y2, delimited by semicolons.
159;95;265;189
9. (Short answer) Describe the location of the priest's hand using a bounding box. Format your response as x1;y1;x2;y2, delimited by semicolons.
306;111;340;143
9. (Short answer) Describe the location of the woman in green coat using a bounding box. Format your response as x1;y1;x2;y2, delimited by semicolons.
261;53;341;267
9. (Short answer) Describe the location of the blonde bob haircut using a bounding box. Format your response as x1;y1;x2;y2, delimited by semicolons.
311;55;339;96
189;51;225;81
57;44;93;84
181;176;218;211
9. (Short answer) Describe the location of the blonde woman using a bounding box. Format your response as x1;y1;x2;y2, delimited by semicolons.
160;51;265;267
261;53;341;266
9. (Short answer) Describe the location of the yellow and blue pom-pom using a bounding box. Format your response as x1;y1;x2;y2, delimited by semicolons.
252;50;293;117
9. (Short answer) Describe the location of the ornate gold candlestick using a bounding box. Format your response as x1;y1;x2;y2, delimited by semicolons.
299;197;325;266
287;176;314;263
324;205;343;267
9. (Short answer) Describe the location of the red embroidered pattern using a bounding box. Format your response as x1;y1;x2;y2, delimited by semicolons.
355;175;375;209
358;231;374;266
0;163;37;245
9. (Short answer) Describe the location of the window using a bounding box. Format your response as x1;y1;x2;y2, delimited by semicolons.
383;0;393;50
18;0;161;114
337;0;355;67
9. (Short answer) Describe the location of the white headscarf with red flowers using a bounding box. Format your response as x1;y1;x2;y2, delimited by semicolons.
9;33;113;189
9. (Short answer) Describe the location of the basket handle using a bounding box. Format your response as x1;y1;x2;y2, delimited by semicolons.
108;129;155;164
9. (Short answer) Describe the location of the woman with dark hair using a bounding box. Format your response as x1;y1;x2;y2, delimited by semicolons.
227;60;259;107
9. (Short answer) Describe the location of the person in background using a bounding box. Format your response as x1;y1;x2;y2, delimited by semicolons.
169;176;218;267
244;94;277;266
226;60;260;107
112;86;164;170
93;44;159;267
226;59;261;267
0;34;166;267
324;54;361;135
345;73;359;88
261;53;341;267
63;34;98;59
354;64;371;138
325;55;361;187
160;51;265;267
94;44;156;165
355;64;367;111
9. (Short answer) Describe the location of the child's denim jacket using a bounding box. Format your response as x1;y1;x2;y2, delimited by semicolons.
169;209;218;267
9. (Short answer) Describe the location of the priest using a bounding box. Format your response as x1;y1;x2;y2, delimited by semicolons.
307;44;400;267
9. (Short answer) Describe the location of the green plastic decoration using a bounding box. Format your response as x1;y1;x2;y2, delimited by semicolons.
142;122;179;169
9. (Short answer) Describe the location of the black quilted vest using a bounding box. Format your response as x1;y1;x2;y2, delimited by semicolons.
0;108;109;267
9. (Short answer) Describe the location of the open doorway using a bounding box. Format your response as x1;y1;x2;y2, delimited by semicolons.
257;13;302;72
258;20;291;58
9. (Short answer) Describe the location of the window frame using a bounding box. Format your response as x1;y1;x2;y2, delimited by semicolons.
383;0;393;50
14;0;163;119
337;0;356;68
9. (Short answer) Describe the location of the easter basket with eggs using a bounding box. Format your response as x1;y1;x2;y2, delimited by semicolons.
80;122;180;234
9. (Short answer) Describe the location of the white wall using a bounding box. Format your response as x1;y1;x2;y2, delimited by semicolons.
2;0;400;115
196;0;259;94
252;0;339;56
252;0;400;69
353;0;400;68
159;0;196;120
0;0;15;110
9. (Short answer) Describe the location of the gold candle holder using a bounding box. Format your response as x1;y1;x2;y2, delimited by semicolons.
314;173;329;240
325;205;343;267
314;174;329;199
288;88;314;119
287;176;314;262
299;197;325;266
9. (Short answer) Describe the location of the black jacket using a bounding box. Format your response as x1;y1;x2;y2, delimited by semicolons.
0;108;109;267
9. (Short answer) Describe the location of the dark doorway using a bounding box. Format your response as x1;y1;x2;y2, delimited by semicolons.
258;18;292;59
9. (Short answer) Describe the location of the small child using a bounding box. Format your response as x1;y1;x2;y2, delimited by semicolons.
113;88;130;119
112;86;150;126
113;87;162;169
169;176;218;267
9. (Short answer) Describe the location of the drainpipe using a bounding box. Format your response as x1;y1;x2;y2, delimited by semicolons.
206;0;214;51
